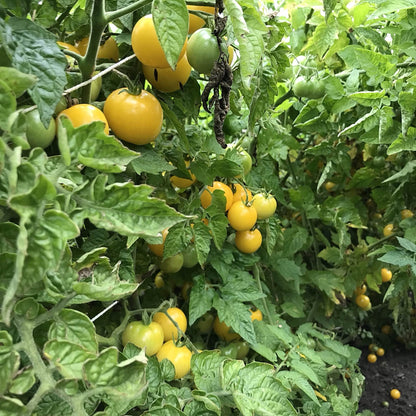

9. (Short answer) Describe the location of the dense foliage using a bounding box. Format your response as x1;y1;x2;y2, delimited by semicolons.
1;0;416;415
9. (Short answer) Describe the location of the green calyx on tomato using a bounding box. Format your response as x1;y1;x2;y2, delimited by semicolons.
121;321;164;356
25;108;56;149
187;28;220;75
293;76;325;99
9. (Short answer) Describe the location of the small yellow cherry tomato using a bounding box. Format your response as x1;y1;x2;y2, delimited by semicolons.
156;340;192;379
104;88;163;145
213;316;240;342
227;200;257;231
235;229;262;254
401;209;413;220
376;347;385;357
200;181;233;211
367;353;377;363
187;5;215;34
250;309;263;322
58;104;109;135
383;223;394;237
232;183;252;204
148;228;169;257
132;14;187;68
153;307;187;341
381;268;393;283
390;389;401;399
77;36;119;61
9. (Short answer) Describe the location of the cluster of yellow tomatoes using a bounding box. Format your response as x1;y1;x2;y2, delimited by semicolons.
354;267;393;311
122;307;192;379
200;181;277;254
121;305;263;379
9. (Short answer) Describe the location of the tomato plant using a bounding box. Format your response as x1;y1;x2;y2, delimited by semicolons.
25;108;56;149
121;321;164;356
58;103;109;134
186;28;220;74
156;340;192;379
153;307;187;341
103;88;163;145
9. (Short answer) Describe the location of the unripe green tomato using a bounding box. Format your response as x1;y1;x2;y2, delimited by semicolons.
25;109;56;149
121;321;164;356
293;76;325;99
186;28;220;74
182;245;198;268
161;253;184;273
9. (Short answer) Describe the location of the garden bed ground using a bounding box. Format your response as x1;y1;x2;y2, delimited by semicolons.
358;345;416;415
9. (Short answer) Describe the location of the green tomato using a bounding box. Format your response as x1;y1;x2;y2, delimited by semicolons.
223;115;245;136
0;45;11;66
195;312;214;334
186;28;220;74
121;321;164;356
182;245;198;268
25;109;56;149
293;76;325;99
161;253;184;273
220;341;250;360
238;148;252;176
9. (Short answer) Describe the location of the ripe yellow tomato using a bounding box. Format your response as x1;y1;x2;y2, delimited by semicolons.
187;5;215;34
213;316;240;342
132;14;187;68
250;309;263;322
354;284;367;296
142;54;191;93
58;104;109;134
170;161;196;188
235;229;262;254
355;294;371;310
381;324;392;335
376;347;385;357
103;88;163;145
381;268;393;283
148;228;169;257
324;181;335;192
57;41;79;54
367;353;377;363
251;193;277;220
227;200;257;231
383;223;394;237
401;209;413;220
156;340;192;379
200;181;233;211
232;183;252;204
77;36;119;61
390;389;401;399
153;307;187;341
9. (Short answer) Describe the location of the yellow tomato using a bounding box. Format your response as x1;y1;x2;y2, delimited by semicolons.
187;5;215;34
200;181;233;211
58;104;109;135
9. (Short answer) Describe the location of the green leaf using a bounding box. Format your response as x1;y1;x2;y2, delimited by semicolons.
152;0;188;69
193;221;212;264
48;309;98;354
276;371;319;405
0;396;25;415
224;0;264;89
207;214;228;250
0;79;16;131
304;18;338;58
4;17;67;126
383;160;416;182
43;339;96;379
396;236;416;253
191;351;227;393
348;90;386;107
189;275;215;325
0;331;20;395
33;392;73;416
159;100;190;150
0;67;37;98
131;147;176;175
73;257;139;302
192;390;221;416
58;118;139;173
398;91;416;136
338;45;396;85
213;296;256;344
368;0;416;17
323;0;337;19
9;367;36;395
232;363;296;416
73;175;186;239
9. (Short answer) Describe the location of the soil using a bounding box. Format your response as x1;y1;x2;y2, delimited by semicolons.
358;345;416;415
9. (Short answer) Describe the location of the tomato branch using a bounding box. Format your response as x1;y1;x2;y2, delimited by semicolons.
104;0;153;23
